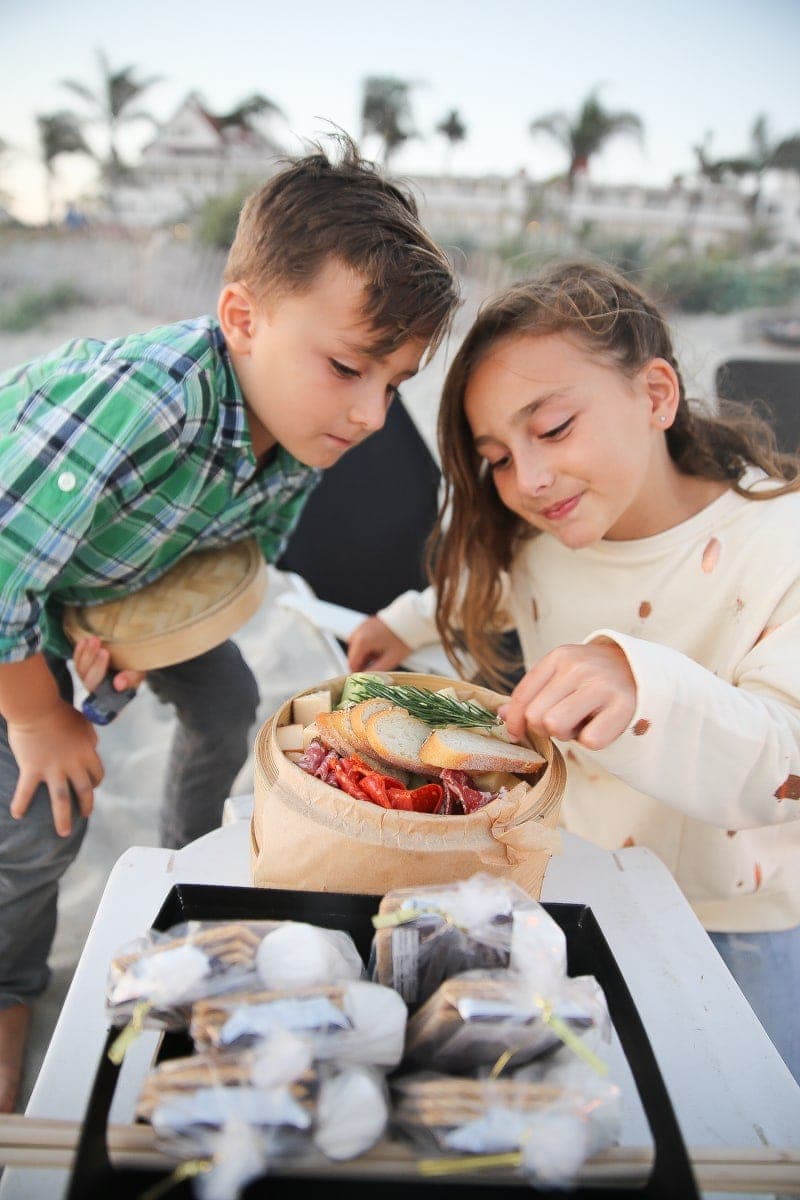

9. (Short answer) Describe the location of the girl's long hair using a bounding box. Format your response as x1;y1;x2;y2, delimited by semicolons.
428;259;800;690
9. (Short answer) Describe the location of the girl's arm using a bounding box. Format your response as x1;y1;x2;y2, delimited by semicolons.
503;597;800;831
579;622;800;830
346;617;412;672
346;585;440;672
355;572;518;660
374;585;440;650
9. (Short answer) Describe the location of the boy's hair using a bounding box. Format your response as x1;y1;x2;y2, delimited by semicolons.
224;134;459;359
430;258;800;688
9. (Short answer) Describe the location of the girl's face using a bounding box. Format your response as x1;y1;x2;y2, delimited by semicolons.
464;332;677;546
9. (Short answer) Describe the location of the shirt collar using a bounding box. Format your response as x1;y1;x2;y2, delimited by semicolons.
211;320;320;492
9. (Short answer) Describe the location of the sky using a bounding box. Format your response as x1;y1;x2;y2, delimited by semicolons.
2;0;799;224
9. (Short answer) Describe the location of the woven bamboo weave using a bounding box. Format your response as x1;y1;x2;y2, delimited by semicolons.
63;539;267;670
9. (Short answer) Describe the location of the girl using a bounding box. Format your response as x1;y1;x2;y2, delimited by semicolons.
347;260;800;1083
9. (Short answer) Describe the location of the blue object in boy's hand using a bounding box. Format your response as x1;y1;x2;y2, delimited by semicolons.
82;673;138;725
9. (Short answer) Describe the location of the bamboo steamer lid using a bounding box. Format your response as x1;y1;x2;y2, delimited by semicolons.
63;539;267;671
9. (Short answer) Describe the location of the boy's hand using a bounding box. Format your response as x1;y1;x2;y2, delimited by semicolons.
498;641;637;751
72;636;146;697
8;699;105;836
347;617;411;672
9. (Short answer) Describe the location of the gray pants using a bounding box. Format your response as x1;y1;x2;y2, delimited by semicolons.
0;641;259;1009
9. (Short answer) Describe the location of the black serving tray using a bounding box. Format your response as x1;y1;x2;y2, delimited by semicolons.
66;883;699;1200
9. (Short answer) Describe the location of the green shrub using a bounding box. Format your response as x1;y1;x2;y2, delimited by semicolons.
195;185;254;250
0;282;86;332
644;254;800;313
579;234;650;277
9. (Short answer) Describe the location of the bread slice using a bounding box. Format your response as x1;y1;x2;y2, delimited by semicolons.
364;707;442;777
315;709;357;758
419;727;546;776
315;709;408;782
348;697;393;750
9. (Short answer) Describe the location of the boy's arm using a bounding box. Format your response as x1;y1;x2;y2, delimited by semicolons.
0;657;104;837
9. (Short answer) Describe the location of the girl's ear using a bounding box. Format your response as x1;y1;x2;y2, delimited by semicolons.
217;283;257;354
643;357;680;428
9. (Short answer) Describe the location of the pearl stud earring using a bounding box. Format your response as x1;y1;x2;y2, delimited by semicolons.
658;415;667;423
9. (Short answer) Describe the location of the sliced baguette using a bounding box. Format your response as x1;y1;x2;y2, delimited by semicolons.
315;709;363;758
419;727;546;776
364;707;442;777
348;697;394;749
315;709;408;781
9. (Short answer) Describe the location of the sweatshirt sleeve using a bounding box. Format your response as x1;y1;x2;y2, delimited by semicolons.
377;586;440;649
583;593;800;829
377;572;517;651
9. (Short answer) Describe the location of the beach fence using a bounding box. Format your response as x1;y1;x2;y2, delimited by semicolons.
0;229;228;321
0;228;517;329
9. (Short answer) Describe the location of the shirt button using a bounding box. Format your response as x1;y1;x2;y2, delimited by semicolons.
57;471;77;492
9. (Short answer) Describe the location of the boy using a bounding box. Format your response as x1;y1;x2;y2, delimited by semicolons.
0;136;459;1110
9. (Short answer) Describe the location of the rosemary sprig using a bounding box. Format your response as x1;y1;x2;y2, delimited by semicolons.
345;675;501;729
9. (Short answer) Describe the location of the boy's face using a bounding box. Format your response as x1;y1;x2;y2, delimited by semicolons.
221;259;426;467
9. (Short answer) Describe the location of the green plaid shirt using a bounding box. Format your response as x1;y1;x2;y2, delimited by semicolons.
0;316;321;662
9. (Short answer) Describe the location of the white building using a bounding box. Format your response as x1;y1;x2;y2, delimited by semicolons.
111;93;286;227
758;169;800;249
547;177;750;249
405;170;530;247
105;95;800;254
404;169;800;254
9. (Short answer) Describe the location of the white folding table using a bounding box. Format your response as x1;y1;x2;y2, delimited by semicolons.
2;818;799;1199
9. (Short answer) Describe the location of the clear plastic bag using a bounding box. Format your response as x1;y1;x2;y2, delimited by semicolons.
369;872;564;1005
190;978;407;1068
107;918;364;1030
138;1032;390;1177
392;1065;620;1189
404;968;610;1073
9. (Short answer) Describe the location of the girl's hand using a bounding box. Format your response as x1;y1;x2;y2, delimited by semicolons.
347;617;412;672
8;698;105;836
498;640;637;751
72;636;147;697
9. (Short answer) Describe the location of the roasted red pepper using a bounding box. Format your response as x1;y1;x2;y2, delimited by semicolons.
385;783;443;813
333;760;370;800
336;755;443;813
360;773;395;808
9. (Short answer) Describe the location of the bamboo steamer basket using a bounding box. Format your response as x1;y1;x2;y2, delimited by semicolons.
251;672;566;899
63;539;267;670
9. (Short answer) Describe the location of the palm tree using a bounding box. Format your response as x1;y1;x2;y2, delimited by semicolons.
695;116;800;190
529;87;644;192
693;116;800;244
205;91;285;193
61;48;162;184
770;135;800;174
213;92;284;131
436;109;466;173
36;111;92;221
361;76;417;167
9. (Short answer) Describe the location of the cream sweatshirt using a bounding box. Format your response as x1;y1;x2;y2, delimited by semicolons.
377;476;800;932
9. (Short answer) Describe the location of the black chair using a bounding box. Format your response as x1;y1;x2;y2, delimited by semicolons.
278;396;525;686
278;395;441;614
715;358;800;454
